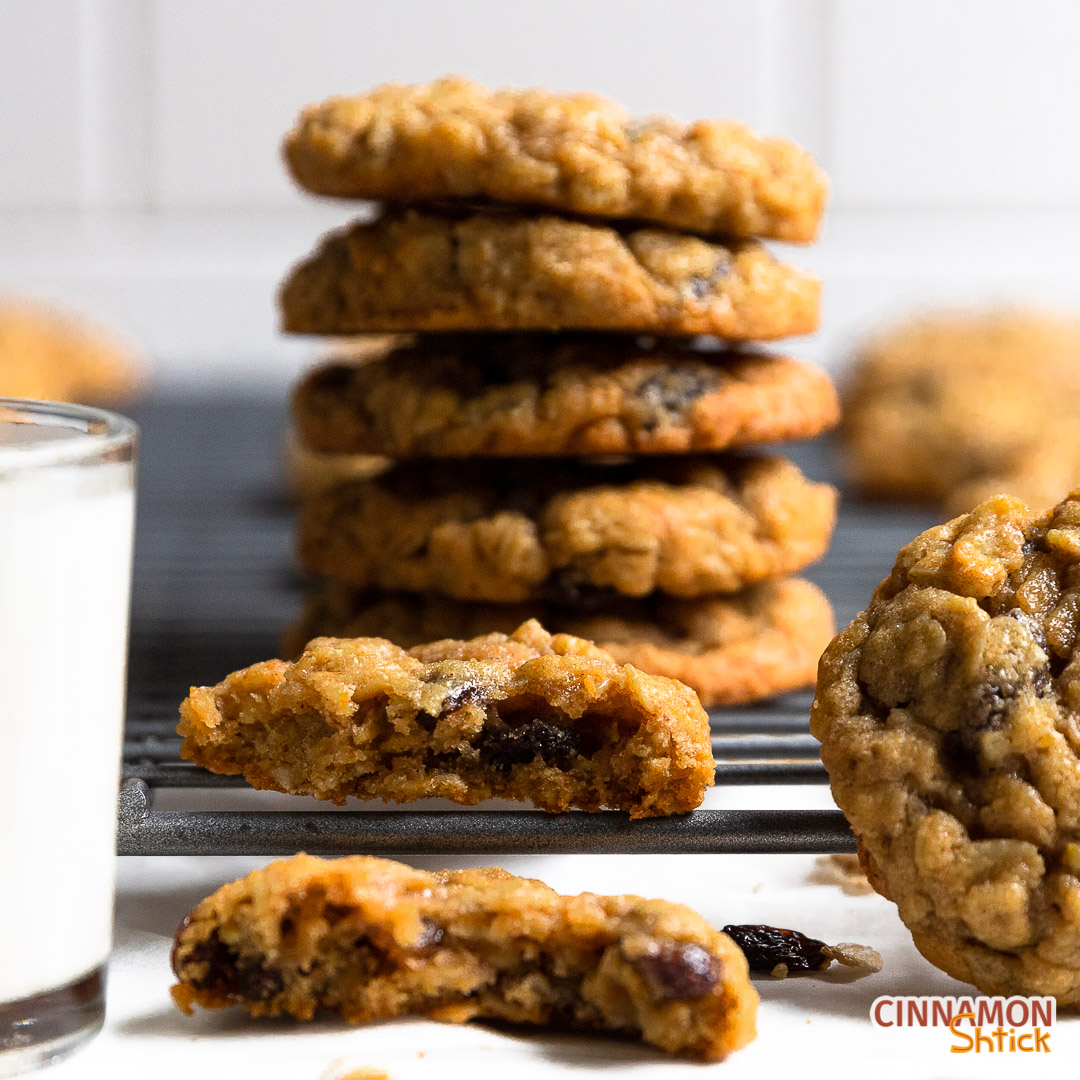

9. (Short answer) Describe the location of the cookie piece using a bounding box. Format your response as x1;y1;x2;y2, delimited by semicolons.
811;489;1080;1000
0;298;143;404
843;308;1080;510
292;334;839;458
285;578;833;708
171;853;757;1060
297;454;837;602
279;208;820;340
283;75;827;244
179;619;714;817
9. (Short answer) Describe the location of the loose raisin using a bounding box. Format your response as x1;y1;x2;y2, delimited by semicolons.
722;924;830;973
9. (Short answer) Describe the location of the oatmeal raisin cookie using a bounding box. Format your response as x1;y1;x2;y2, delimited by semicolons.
179;619;714;817
171;853;757;1059
285;578;833;708
812;488;1080;999
283;75;827;243
296;455;837;602
292;334;838;459
279;208;820;340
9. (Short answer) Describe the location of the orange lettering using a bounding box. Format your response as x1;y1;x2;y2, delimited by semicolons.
950;1012;975;1053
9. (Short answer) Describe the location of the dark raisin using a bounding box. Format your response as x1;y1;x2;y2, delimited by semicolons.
434;684;484;719
182;932;283;1002
235;963;284;1002
323;903;351;926
1005;607;1049;651
632;943;721;1001
940;728;981;776
635;369;714;429
415;920;445;951
544;572;625;608
722;924;829;973
309;363;356;393
972;679;1014;730
418;681;485;728
687;256;731;300
477;720;581;771
1031;668;1052;697
183;931;238;991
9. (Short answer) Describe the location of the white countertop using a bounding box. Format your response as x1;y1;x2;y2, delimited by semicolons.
40;783;1080;1080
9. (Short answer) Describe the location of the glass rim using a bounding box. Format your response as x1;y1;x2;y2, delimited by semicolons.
0;398;138;470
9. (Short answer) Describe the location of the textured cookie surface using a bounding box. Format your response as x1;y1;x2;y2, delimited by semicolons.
279;208;820;339
293;334;839;458
287;578;833;708
0;299;143;405
843;308;1080;512
297;454;837;602
811;490;1080;1000
283;75;827;243
179;619;714;817
171;853;757;1060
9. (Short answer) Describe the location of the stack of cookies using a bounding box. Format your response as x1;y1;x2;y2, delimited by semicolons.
280;76;840;707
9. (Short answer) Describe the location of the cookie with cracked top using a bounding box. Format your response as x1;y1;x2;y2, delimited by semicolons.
811;488;1080;1000
285;578;834;708
279;207;820;340
295;454;837;602
283;75;826;243
171;853;757;1060
292;334;839;459
178;619;714;818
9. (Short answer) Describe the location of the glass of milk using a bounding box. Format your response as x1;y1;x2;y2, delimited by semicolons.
0;400;136;1075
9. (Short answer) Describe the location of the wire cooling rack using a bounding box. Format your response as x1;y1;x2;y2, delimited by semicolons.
116;396;939;858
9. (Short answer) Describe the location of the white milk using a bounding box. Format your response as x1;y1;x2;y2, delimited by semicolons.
0;454;135;1003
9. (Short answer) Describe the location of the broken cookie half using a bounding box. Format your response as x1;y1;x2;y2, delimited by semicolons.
171;853;757;1060
177;619;714;817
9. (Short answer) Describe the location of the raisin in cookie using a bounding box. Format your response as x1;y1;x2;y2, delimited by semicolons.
171;853;757;1060
279;207;820;340
179;619;714;817
296;454;837;602
283;75;827;243
843;307;1080;512
292;334;838;459
812;489;1080;1000
286;578;833;708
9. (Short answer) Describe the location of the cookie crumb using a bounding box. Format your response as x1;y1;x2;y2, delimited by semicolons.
810;853;873;895
822;942;883;972
770;963;789;979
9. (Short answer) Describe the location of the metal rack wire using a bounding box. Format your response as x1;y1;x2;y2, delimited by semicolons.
116;397;937;859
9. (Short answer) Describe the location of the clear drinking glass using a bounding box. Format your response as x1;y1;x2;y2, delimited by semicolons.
0;400;137;1075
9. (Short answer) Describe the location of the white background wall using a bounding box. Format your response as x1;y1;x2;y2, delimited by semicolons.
4;0;1080;390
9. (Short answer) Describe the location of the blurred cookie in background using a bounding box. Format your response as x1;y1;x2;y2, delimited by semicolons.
0;297;145;404
842;307;1080;514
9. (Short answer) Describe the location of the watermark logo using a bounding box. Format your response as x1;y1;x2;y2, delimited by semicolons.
871;996;1054;1054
